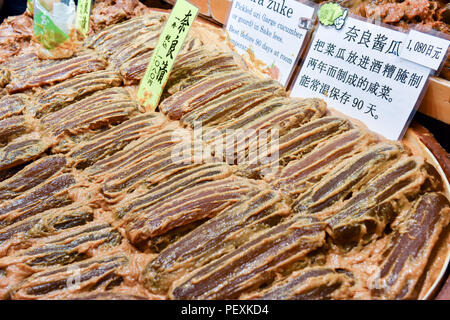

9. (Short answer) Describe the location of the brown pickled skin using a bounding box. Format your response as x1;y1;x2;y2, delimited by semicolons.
0;135;53;172
10;254;128;299
211;97;325;135
106;17;211;77
0;223;121;270
124;176;264;251
106;30;161;70
0;205;94;256
271;129;375;198
26;206;94;239
239;116;352;178
144;189;291;294
170;216;326;300
326;156;444;247
159;71;257;120
34;70;123;117
273;117;352;162
91;128;209;197
118;35;220;86
41;88;139;153
228;98;328;169
86;132;180;181
119;49;156;85
0;223;121;293
85;15;167;58
245;267;354;300
199;93;284;136
198;95;289;163
293;142;405;215
116;163;233;219
42;87;138;138
160;49;246;96
110;16;220;82
201;97;327;167
85;16;151;49
69;113;167;169
371;193;450;300
6;51;107;94
0;164;28;183
179;77;287;129
0;116;34;146
1;53;39;71
0;94;30;121
0;173;77;229
0;155;66;200
243;97;326;135
1;54;53;87
106;14;199;77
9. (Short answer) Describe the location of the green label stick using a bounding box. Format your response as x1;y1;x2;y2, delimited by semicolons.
76;0;92;35
137;0;199;112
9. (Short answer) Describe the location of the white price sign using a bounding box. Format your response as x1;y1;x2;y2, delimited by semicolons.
400;30;450;71
226;0;315;86
291;16;431;141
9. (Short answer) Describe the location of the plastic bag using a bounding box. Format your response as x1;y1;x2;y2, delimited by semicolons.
33;0;79;59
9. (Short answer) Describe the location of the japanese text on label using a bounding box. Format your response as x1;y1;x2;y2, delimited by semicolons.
137;0;199;111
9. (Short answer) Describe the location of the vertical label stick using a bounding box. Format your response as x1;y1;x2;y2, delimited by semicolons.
76;0;92;36
137;0;199;112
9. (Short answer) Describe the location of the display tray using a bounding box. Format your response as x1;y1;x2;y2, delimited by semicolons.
0;2;448;300
74;0;450;300
161;9;450;299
